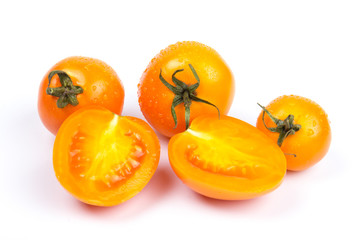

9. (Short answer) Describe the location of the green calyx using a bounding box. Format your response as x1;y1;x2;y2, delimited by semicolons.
159;64;220;129
257;103;301;147
46;70;83;108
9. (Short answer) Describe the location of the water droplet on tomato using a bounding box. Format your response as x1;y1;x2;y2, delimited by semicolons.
307;129;314;136
313;120;317;127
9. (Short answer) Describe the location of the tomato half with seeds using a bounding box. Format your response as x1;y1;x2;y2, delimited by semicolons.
256;95;331;171
138;41;235;137
168;114;286;200
38;56;125;135
53;106;160;206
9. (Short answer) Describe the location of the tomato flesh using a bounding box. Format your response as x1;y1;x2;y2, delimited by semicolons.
169;115;286;200
53;107;160;206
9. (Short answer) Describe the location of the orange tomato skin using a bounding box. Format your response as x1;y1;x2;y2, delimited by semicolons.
38;56;125;135
138;41;235;137
53;106;160;206
169;114;286;200
256;95;331;171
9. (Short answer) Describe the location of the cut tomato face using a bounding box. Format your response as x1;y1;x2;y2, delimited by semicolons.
53;106;160;206
168;114;286;200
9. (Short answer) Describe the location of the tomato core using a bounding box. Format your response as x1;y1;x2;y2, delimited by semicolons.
184;129;271;179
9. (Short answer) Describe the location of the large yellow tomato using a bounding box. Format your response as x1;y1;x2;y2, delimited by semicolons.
138;41;235;137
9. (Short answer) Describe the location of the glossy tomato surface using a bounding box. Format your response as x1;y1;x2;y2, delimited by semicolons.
38;56;125;135
53;106;160;206
138;41;235;137
169;114;286;200
256;95;331;171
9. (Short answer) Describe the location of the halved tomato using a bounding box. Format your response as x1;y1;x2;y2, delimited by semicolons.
53;106;160;206
168;114;286;200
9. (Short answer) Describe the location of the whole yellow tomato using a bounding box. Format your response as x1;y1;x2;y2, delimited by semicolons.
138;41;235;137
257;95;331;171
38;56;125;135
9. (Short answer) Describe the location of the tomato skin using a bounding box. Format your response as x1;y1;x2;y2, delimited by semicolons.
256;95;331;171
168;114;286;200
38;56;125;135
53;106;160;206
138;41;235;137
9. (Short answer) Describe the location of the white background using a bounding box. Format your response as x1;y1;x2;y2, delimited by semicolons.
1;0;359;239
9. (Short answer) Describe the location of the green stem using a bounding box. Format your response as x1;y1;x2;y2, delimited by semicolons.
183;90;192;129
46;70;83;108
159;64;220;129
258;103;301;147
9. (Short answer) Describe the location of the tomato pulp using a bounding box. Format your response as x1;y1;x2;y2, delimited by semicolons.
53;107;160;206
169;114;286;200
